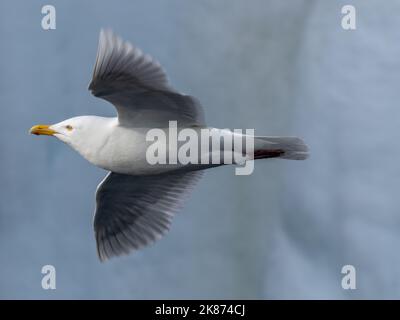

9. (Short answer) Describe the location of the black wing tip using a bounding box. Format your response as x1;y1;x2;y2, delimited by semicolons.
95;227;170;262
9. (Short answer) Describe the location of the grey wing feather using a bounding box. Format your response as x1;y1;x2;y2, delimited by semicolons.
94;170;203;261
88;29;205;127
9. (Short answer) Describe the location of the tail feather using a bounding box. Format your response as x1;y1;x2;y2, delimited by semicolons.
254;136;309;160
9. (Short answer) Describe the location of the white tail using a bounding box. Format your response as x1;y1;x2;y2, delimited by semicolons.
253;136;309;160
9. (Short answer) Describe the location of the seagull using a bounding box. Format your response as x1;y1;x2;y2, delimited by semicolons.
30;30;308;261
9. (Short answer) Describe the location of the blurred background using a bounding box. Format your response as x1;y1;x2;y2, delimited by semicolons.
0;0;399;299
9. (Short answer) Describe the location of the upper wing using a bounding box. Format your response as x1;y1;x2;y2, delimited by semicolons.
88;29;205;127
94;170;203;261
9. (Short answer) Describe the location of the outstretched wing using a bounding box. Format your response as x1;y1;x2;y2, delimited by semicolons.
94;170;203;261
88;29;205;127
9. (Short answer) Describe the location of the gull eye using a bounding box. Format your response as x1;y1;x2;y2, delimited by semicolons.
65;125;73;131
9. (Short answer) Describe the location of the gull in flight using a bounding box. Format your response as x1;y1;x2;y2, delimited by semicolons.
30;30;308;261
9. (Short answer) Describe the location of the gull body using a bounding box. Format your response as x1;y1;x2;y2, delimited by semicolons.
30;30;308;261
47;115;226;175
46;115;268;175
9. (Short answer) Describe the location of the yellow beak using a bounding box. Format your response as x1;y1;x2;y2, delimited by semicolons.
29;124;56;136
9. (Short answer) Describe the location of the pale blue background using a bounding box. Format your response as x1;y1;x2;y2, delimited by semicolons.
0;0;399;299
